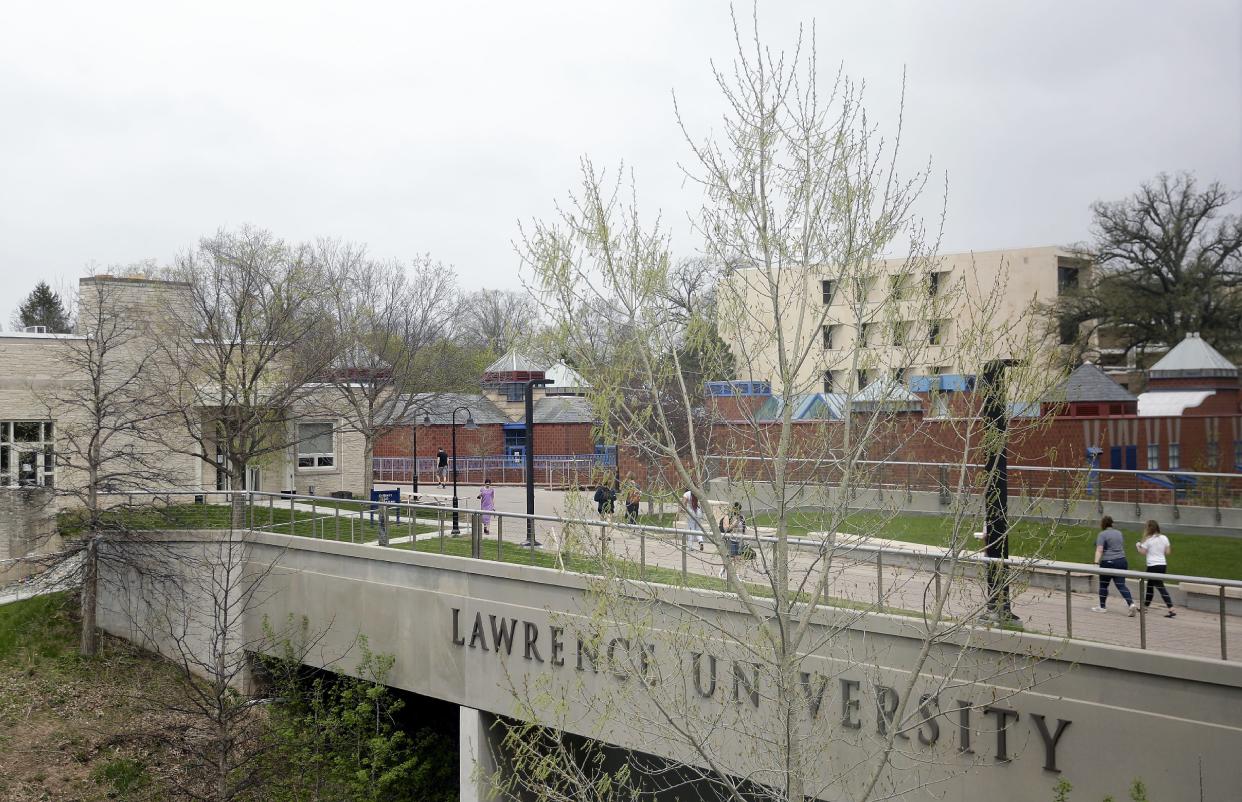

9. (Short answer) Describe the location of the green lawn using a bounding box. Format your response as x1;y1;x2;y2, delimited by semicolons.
58;502;434;544
632;510;1242;580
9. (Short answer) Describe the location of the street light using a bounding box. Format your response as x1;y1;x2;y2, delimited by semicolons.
524;377;553;546
981;358;1019;623
450;405;477;534
410;412;431;497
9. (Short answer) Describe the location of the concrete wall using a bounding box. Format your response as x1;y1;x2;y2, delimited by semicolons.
707;478;1242;538
97;530;1242;801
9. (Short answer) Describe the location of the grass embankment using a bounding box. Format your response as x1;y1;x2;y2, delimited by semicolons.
0;592;187;801
58;501;435;544
634;510;1241;581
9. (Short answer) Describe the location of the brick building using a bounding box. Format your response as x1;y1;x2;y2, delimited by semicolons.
372;351;602;485
702;333;1242;503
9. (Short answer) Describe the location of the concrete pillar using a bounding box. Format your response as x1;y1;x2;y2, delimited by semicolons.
459;705;497;802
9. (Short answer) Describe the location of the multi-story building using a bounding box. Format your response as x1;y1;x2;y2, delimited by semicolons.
721;246;1088;393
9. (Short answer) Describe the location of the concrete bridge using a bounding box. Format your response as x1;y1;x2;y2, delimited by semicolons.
95;522;1242;802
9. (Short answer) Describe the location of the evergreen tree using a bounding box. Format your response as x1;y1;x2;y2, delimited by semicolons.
13;281;71;332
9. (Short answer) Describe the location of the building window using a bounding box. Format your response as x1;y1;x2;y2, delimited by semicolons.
1057;265;1080;295
823;371;834;393
503;383;524;402
852;276;875;302
857;370;870;390
892;321;910;346
929;320;947;346
1167;443;1180;471
297;422;335;469
1147;444;1159;471
821;280;836;305
1058;318;1079;346
1235;442;1242;471
0;420;54;487
823;324;842;350
861;323;876;347
927;270;950;298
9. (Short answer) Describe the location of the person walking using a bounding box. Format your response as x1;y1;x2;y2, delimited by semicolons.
436;448;449;488
683;489;705;550
719;501;746;576
624;478;641;526
593;482;609;517
1137;520;1176;617
1091;515;1137;616
477;478;496;535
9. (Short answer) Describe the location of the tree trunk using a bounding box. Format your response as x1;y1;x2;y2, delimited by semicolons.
79;536;98;657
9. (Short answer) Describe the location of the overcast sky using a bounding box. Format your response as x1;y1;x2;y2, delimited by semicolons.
2;1;1239;326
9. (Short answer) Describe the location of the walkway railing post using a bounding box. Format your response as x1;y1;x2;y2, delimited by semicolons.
681;536;688;586
640;528;646;580
439;509;445;554
1138;579;1147;650
876;550;884;608
335;505;340;541
1065;571;1073;639
1222;587;1229;661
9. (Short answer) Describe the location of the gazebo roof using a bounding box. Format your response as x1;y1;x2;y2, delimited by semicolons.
484;350;544;375
1148;333;1238;379
1047;362;1136;403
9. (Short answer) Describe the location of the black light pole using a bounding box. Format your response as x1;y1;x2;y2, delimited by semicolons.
410;412;431;497
524;378;553;546
450;405;476;534
981;359;1019;622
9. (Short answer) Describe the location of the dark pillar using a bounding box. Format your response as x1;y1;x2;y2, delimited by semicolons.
981;359;1017;621
525;378;552;545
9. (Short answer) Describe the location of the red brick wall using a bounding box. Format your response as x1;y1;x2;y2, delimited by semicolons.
374;424;504;458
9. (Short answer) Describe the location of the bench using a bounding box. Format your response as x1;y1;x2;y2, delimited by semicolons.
1178;582;1242;617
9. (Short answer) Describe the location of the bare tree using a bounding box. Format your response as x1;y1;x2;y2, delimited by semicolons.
1048;172;1242;364
313;247;458;498
456;287;542;356
517;10;1068;801
151;227;340;526
41;274;182;656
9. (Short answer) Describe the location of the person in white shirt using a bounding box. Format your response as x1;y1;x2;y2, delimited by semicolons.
683;489;705;550
1137;519;1176;617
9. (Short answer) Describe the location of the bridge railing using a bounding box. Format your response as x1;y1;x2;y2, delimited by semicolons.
706;456;1242;520
91;488;1241;662
373;454;613;487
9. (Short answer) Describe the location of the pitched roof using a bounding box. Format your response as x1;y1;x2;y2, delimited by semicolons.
754;393;845;421
484;350;544;375
395;392;511;425
531;395;595;424
1048;362;1137;403
545;359;590;390
1148;333;1238;379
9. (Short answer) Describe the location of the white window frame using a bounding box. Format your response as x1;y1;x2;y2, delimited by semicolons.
1147;443;1159;471
1167;443;1180;471
296;421;336;470
0;420;55;488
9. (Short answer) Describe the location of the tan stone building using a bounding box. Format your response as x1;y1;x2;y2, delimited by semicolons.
0;275;370;503
721;246;1086;393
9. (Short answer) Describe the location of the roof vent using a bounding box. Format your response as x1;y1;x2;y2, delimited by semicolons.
22;325;49;334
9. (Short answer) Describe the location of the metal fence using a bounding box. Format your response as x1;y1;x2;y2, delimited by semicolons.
707;456;1242;519
373;454;613;488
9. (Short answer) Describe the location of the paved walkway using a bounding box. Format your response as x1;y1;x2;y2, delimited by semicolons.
371;483;1240;664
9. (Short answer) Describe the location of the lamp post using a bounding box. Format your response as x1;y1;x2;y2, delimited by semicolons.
524;378;553;546
410;412;431;497
450;405;477;534
981;358;1019;623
